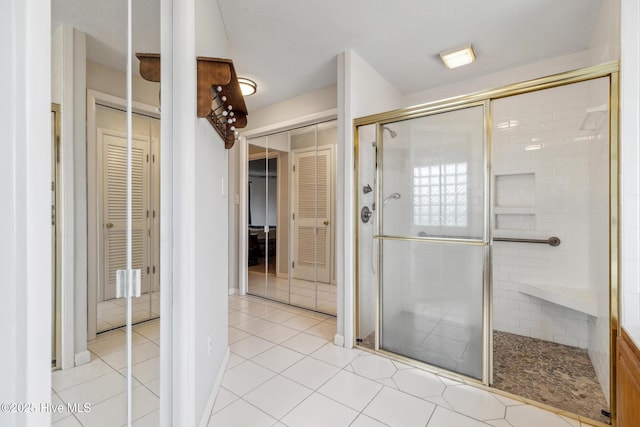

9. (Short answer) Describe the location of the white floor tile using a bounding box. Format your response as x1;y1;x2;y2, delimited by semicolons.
443;385;506;420
212;387;239;414
58;371;127;406
208;398;276;427
351;354;398;380
310;343;361;368
101;341;160;370
228;327;251;344
505;404;578;427
392;368;445;398
318;370;382;411
486;420;516;427
281;332;328;355
281;357;341;389
281;392;358;427
230;335;275;359
123;356;160;384
254;324;301;344
426;406;489;427
349;414;389;427
251;345;305;373
281;315;324;331
75;386;158;427
305;321;337;340
244;375;313;419
222;360;276;396
131;409;160;427
491;392;525;407
52;416;82;426
559;415;581;426
257;308;298;323
363;386;436;427
51;393;73;424
227;352;246;370
145;379;160;397
52;357;113;392
134;321;160;341
228;310;255;326
233;317;277;335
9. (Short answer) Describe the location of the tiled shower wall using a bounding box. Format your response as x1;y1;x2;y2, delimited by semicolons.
491;78;611;398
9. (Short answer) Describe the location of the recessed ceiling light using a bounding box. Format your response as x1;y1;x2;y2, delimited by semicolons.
238;77;257;96
440;44;476;69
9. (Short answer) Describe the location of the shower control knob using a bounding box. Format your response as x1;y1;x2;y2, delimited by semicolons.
361;206;373;223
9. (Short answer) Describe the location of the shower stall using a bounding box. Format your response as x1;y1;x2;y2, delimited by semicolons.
355;64;618;424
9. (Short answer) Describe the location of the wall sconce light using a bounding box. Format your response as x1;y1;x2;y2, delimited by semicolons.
238;77;257;96
440;44;476;69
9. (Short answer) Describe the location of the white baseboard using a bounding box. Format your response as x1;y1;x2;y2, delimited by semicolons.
228;287;237;296
334;334;345;347
198;347;230;427
74;350;91;366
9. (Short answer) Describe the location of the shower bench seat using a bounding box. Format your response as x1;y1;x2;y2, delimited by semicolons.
518;283;599;317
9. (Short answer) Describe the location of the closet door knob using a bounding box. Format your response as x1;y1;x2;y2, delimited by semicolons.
106;222;114;229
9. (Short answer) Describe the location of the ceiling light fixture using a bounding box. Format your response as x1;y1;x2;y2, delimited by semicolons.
440;44;476;69
238;77;257;96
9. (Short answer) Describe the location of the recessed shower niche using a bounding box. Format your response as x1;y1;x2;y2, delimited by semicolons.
494;172;535;231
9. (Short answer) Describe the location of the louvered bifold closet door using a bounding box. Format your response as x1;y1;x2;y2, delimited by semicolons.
102;133;149;301
293;149;331;284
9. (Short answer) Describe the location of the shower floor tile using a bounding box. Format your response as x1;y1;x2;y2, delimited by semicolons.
492;331;609;423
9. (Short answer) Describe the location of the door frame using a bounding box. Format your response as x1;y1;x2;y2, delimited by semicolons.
87;90;160;340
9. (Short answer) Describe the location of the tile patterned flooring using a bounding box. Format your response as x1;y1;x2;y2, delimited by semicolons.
247;271;337;315
493;331;610;423
52;294;603;426
97;292;160;332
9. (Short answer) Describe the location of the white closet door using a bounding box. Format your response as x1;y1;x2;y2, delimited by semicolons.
102;131;149;300
293;148;331;284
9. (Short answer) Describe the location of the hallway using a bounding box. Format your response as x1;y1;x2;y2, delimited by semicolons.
52;294;602;426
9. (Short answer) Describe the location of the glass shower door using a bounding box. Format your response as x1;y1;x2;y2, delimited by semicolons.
378;105;487;380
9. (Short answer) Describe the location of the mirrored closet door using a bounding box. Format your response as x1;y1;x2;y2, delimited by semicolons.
246;120;337;315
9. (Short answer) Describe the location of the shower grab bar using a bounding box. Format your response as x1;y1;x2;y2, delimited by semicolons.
493;236;561;247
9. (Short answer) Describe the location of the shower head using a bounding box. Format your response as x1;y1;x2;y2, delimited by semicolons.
383;192;401;206
383;126;397;139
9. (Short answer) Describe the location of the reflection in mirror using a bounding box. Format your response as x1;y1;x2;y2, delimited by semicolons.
246;121;337;316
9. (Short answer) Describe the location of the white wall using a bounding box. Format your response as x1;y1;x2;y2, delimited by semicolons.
244;84;337;132
620;0;640;346
167;0;230;424
339;50;402;346
0;0;52;424
87;60;161;108
490;79;609;349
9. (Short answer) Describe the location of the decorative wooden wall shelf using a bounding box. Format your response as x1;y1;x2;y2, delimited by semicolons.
197;57;248;149
136;53;161;82
135;54;248;149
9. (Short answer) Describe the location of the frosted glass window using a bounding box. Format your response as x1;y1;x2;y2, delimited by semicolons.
413;162;468;227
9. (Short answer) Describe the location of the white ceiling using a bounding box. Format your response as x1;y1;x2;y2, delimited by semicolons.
52;0;603;112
